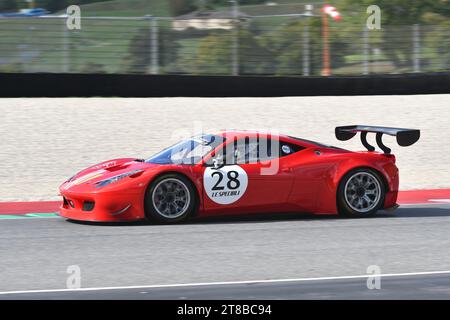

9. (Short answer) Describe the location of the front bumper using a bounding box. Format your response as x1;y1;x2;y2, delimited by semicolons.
59;188;146;222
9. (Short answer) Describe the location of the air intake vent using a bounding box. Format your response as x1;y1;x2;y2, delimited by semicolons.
82;201;95;211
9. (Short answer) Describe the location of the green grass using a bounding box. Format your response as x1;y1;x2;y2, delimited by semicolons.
58;0;171;17
0;1;448;75
64;0;326;18
209;0;320;17
0;0;174;73
0;17;148;73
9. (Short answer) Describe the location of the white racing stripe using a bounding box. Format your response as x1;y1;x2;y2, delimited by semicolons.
1;270;450;296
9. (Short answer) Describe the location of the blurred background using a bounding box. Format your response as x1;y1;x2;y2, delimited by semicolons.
0;0;448;76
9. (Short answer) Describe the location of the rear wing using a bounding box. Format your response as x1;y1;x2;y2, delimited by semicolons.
335;125;420;154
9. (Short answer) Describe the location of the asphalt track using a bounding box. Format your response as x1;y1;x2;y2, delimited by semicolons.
2;273;450;300
1;203;450;299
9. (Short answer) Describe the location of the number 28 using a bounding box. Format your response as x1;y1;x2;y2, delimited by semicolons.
211;171;240;190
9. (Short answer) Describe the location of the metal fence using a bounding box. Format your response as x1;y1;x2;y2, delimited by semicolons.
0;15;448;76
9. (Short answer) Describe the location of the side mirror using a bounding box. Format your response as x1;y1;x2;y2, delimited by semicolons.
212;155;224;169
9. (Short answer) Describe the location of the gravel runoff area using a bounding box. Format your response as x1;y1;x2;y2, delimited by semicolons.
0;95;448;202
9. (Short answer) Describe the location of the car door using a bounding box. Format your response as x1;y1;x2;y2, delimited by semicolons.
202;136;296;214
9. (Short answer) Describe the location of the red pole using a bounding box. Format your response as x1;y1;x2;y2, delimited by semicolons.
321;12;331;76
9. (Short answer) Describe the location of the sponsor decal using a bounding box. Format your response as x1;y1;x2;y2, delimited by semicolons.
64;170;104;189
281;144;291;154
92;160;117;170
204;165;248;205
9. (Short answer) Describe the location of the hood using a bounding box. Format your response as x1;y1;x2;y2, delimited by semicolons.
61;158;157;190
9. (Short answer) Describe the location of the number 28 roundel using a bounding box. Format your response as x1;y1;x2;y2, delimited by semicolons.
203;165;248;205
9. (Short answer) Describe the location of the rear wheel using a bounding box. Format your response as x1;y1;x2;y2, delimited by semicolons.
337;168;385;217
145;174;196;223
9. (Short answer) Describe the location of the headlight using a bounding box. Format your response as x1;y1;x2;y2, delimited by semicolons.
66;175;76;183
95;170;143;188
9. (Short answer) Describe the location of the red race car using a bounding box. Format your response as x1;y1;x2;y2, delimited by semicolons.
59;125;420;223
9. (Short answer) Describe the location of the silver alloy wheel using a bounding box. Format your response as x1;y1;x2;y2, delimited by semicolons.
151;178;190;219
344;172;381;213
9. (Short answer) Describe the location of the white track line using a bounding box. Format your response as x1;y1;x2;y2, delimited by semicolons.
429;199;450;203
396;202;447;206
1;270;450;296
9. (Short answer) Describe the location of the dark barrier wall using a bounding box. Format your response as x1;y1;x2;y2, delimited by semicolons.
0;72;449;97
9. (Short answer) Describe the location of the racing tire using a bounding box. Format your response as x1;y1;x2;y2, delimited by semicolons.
145;174;197;223
337;168;386;218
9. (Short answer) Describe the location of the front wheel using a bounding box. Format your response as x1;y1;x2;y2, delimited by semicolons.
337;168;386;217
145;174;197;223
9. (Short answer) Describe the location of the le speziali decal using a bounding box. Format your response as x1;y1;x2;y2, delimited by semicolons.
203;165;248;205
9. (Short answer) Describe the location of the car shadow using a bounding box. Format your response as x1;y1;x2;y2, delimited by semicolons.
64;204;450;227
192;205;450;225
191;212;337;224
378;205;450;219
65;219;149;227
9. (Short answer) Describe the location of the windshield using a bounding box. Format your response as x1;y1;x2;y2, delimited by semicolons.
145;134;225;165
